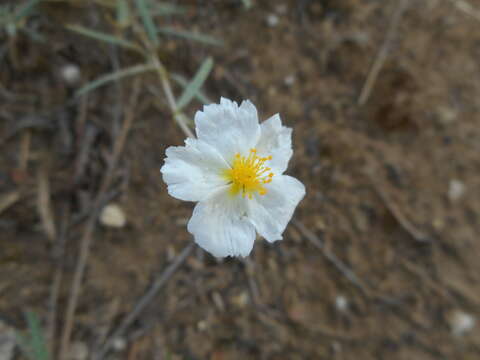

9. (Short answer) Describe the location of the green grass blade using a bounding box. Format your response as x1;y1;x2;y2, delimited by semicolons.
171;73;212;104
242;0;253;9
134;0;159;46
14;0;39;22
150;3;187;16
76;63;155;97
26;312;50;360
157;27;223;47
176;57;213;111
66;24;142;53
16;312;50;360
116;0;130;27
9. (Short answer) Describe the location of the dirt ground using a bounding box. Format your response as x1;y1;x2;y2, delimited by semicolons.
1;0;480;359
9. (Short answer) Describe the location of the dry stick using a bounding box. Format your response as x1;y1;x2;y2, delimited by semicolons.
0;191;20;215
358;0;409;105
292;219;370;296
132;20;194;139
372;181;430;243
448;0;480;21
58;79;142;360
18;130;31;172
46;202;71;356
37;161;57;242
94;243;195;360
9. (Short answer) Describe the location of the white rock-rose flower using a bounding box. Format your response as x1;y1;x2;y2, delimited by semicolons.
161;98;305;258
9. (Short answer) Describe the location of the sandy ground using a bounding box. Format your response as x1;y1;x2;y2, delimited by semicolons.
1;0;480;359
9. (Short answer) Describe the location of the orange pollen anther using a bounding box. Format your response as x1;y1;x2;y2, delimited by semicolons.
223;148;275;199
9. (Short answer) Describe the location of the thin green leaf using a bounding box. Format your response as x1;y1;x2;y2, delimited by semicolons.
76;63;155;97
150;3;187;16
171;73;211;104
16;312;50;360
66;24;142;53
176;57;214;111
14;0;39;22
134;0;159;46
21;27;46;42
157;27;223;47
26;312;50;360
116;0;130;27
242;0;253;10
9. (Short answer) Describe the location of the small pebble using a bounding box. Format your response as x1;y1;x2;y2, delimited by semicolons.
335;295;349;312
284;74;296;86
197;320;208;331
0;320;15;360
61;64;81;85
112;337;127;352
448;179;465;201
100;203;126;228
266;14;279;27
69;341;89;360
448;310;475;336
231;291;249;308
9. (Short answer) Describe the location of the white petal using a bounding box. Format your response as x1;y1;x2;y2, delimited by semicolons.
194;98;261;162
161;138;229;202
247;175;305;242
255;114;293;175
187;189;256;257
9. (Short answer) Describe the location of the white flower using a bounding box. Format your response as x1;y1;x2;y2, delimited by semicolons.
161;98;305;258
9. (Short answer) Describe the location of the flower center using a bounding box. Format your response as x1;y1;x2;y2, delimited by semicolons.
223;148;274;199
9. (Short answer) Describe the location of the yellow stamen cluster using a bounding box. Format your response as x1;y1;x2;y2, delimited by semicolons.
224;148;274;199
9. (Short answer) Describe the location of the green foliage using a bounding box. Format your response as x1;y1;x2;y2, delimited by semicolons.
157;27;223;47
134;0;160;46
16;312;51;360
176;57;214;111
76;63;156;96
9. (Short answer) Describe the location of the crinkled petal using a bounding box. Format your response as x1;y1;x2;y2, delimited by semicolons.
187;189;255;257
255;114;293;175
161;138;229;202
194;97;261;162
247;175;305;242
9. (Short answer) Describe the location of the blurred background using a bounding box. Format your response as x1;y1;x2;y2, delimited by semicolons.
1;0;480;359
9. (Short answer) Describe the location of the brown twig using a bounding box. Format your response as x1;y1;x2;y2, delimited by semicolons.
292;219;370;296
37;160;57;242
94;243;195;360
243;258;262;307
372;181;431;243
46;202;71;356
358;0;409;105
448;0;480;22
58;79;142;360
0;191;20;215
18;130;31;172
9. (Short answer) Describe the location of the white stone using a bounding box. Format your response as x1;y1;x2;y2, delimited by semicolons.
69;341;89;360
335;295;349;312
61;64;81;85
284;74;296;86
266;14;279;27
0;321;15;360
112;337;127;352
100;203;126;228
448;179;465;201
448;310;475;336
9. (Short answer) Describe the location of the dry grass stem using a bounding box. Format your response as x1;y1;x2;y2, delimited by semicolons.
59;79;142;360
95;242;195;360
0;191;20;214
372;182;431;243
293;219;371;296
358;0;409;105
37;161;57;241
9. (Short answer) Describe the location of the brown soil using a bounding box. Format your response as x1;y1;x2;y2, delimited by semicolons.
1;0;480;359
